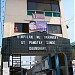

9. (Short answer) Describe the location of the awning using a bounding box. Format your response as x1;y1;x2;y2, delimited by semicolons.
71;42;75;47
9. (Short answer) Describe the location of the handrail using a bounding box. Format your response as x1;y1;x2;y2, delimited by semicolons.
27;10;60;13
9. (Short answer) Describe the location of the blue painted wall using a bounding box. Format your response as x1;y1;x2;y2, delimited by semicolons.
0;0;6;48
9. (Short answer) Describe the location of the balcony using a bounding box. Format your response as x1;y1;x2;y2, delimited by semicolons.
27;10;60;17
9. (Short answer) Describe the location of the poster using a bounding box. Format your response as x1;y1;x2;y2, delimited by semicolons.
29;21;36;32
29;21;47;32
36;21;47;31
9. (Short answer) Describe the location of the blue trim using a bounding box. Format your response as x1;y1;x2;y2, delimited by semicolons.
55;53;60;75
0;0;6;48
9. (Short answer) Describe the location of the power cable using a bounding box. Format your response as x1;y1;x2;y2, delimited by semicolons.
65;16;74;21
66;17;74;23
61;16;74;23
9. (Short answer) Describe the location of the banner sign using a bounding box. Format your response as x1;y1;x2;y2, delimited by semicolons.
29;21;47;32
2;31;70;54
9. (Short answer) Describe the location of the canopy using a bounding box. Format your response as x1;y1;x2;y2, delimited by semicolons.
71;42;75;47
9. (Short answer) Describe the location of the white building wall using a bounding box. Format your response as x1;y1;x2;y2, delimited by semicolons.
4;0;28;38
59;0;68;38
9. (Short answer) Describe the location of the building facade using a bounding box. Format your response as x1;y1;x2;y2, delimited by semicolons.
2;0;72;75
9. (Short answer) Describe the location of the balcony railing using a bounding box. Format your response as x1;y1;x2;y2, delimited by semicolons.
27;10;60;17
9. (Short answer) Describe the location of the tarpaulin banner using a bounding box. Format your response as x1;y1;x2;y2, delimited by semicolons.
36;21;47;31
29;21;36;31
29;21;47;32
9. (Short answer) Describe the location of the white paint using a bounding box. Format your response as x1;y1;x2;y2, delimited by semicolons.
3;68;9;75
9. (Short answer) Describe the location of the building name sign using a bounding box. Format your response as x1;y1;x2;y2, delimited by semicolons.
2;32;70;53
29;47;47;50
15;35;58;51
21;41;55;45
17;35;58;45
17;35;58;40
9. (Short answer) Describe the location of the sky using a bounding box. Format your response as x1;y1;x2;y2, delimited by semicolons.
62;0;74;43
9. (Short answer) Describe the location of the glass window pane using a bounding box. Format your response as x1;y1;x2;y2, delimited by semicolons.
53;12;60;17
51;4;60;12
37;3;44;10
28;0;35;2
14;23;22;32
43;4;51;11
37;3;51;11
43;0;50;3
36;0;43;3
18;24;22;32
27;0;60;12
14;23;29;33
48;24;62;34
27;11;35;15
45;12;52;16
36;11;44;14
28;2;36;10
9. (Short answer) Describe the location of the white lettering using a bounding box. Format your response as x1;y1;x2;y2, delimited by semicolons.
21;41;25;44
46;41;55;44
17;36;20;38
17;35;33;39
36;36;40;39
44;36;57;39
29;47;47;50
29;41;42;44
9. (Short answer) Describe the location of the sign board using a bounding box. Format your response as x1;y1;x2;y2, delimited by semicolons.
2;31;70;54
29;21;47;32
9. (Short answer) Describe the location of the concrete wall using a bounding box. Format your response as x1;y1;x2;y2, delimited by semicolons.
59;0;68;38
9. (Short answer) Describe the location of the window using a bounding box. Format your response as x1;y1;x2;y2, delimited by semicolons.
14;23;29;33
27;0;60;12
52;4;60;12
48;24;62;34
28;2;36;10
42;61;45;67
